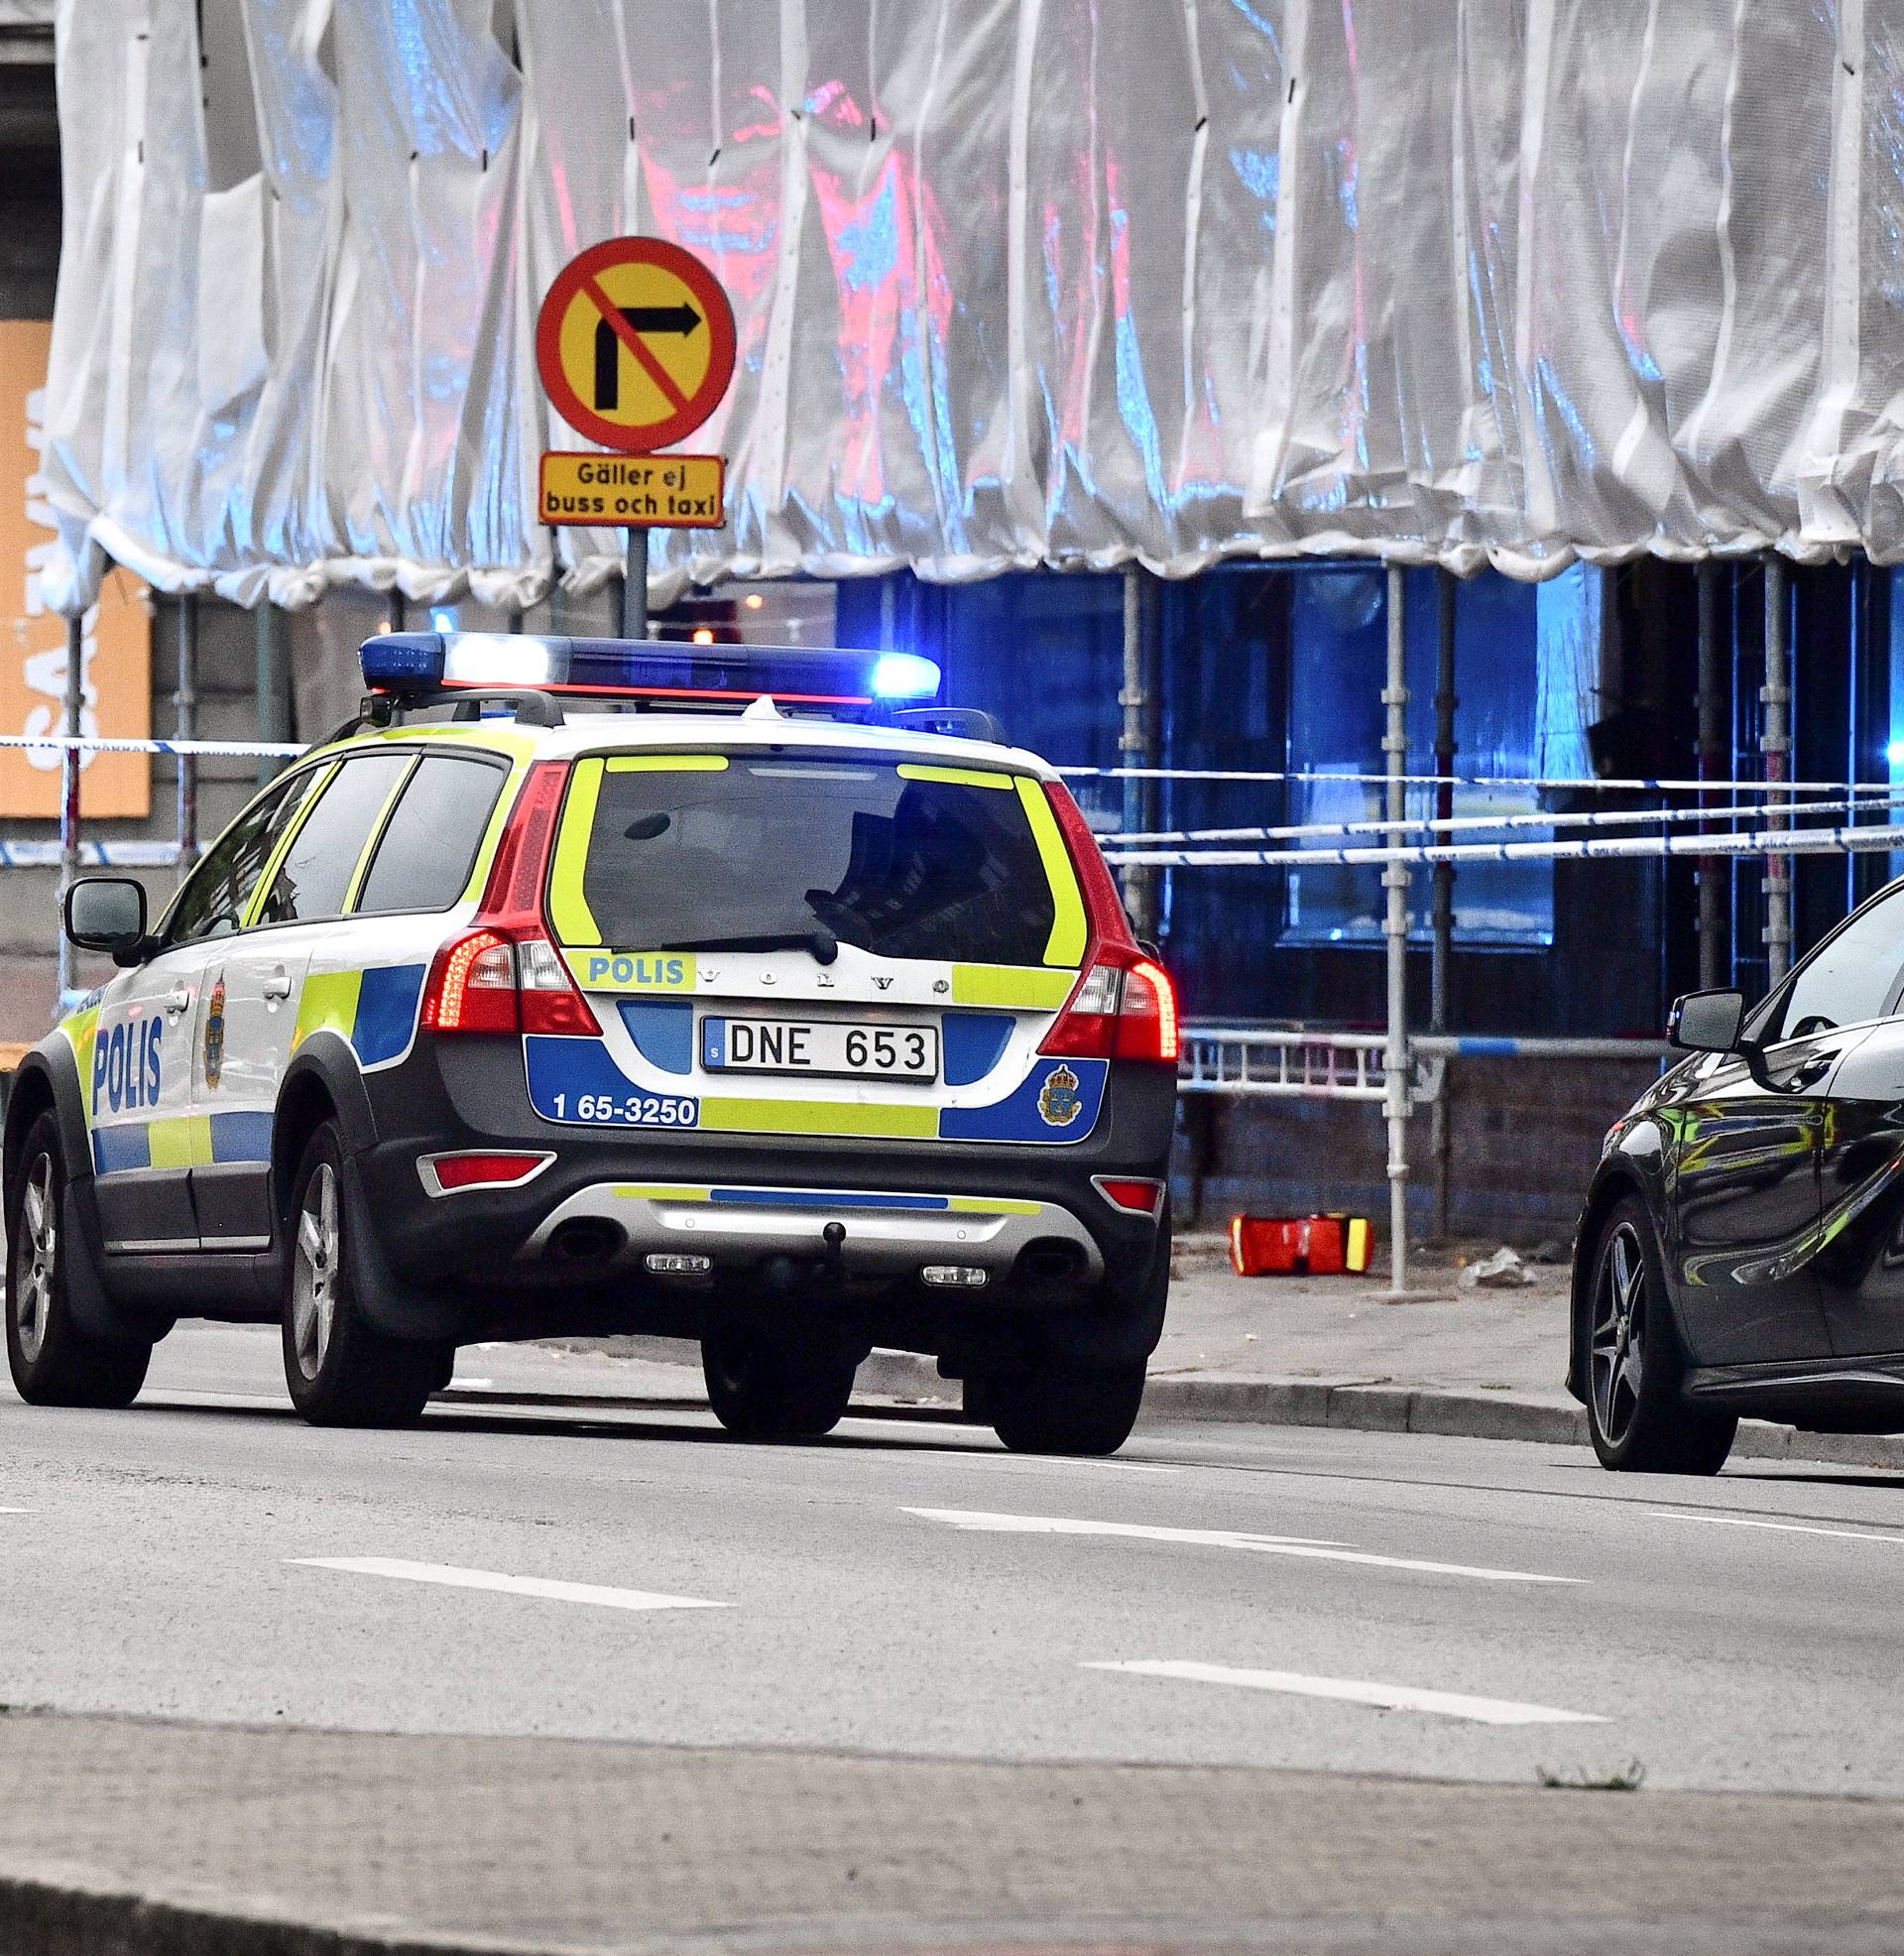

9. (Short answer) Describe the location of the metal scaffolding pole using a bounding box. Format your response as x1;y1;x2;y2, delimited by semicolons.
255;602;286;786
1429;569;1456;1241
56;611;82;1005
1382;564;1412;1297
1762;557;1792;986
176;595;198;880
1120;565;1161;939
622;529;649;641
1697;563;1726;991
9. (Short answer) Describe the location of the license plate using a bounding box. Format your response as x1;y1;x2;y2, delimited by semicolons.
701;1016;939;1080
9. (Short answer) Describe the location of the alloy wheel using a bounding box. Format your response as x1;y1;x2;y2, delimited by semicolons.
1591;1221;1646;1447
13;1153;57;1364
291;1162;339;1382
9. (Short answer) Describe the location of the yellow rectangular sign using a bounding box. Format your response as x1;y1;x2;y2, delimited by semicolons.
0;319;150;817
538;451;725;529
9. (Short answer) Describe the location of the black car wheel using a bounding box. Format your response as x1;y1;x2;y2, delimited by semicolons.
702;1327;857;1439
5;1111;151;1408
984;1355;1146;1456
1586;1196;1735;1474
281;1121;440;1428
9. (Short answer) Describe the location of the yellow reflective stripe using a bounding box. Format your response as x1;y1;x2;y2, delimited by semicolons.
351;723;543;762
339;756;421;914
950;963;1076;1009
294;968;362;1050
147;1114;212;1169
57;1007;100;1124
459;759;531;906
612;1183;712;1201
699;1098;938;1140
241;761;342;930
947;1195;1042;1216
1015;777;1087;967
895;763;1015;790
603;754;729;773
547;758;604;946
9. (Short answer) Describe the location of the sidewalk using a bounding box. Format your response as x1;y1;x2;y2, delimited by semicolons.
541;1237;1904;1471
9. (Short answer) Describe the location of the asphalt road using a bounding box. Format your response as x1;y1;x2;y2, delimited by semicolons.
4;1323;1904;1800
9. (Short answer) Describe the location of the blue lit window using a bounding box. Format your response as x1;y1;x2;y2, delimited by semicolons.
1279;566;1587;949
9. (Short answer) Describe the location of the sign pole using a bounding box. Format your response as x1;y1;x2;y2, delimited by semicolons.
623;527;649;641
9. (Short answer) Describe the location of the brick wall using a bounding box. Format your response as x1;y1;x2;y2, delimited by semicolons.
1172;1054;1662;1244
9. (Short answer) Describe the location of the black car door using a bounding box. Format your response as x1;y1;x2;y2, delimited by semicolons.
1816;1012;1904;1360
1682;882;1904;1366
1668;1030;1852;1366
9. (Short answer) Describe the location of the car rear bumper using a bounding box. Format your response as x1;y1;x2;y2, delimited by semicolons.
348;1034;1176;1350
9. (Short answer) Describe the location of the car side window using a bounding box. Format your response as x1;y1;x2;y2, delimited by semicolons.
354;753;510;915
164;772;315;947
1760;885;1904;1042
254;752;415;928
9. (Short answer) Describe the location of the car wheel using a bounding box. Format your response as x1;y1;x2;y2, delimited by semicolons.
5;1112;151;1408
701;1327;857;1439
282;1121;437;1428
984;1355;1146;1456
1586;1196;1735;1474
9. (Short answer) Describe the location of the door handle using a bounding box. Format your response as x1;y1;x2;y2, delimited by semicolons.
261;967;293;1001
166;983;191;1014
1781;1053;1836;1090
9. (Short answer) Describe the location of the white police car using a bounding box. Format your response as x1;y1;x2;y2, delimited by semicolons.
4;637;1178;1453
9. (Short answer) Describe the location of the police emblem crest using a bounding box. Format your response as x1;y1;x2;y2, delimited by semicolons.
203;974;226;1089
1037;1062;1083;1127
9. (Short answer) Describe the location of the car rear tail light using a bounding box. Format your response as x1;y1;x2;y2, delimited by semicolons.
419;1151;554;1195
1035;785;1179;1065
420;760;601;1037
1093;1176;1166;1217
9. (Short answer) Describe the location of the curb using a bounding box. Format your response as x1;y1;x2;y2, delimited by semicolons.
542;1339;1904;1472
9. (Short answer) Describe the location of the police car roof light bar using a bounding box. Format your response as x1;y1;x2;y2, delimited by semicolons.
357;634;942;713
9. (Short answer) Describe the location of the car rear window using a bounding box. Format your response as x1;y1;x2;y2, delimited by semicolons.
549;756;1085;969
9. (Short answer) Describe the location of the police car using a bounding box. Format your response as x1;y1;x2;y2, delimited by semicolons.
4;636;1178;1453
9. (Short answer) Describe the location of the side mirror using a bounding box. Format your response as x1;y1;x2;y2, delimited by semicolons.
63;877;149;963
1668;988;1746;1054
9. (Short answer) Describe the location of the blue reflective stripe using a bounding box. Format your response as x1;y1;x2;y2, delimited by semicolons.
209;1112;275;1164
1453;1037;1518;1056
941;1011;1013;1086
352;964;425;1065
621;1000;694;1075
708;1187;950;1211
92;1124;151;1174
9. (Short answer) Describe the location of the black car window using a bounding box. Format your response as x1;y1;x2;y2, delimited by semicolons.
165;771;318;946
255;752;415;927
1761;885;1904;1042
355;753;510;915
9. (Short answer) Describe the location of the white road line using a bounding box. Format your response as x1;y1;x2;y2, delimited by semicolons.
1086;1659;1606;1727
288;1558;727;1613
0;1507;32;1515
905;1508;1583;1585
1649;1509;1904;1546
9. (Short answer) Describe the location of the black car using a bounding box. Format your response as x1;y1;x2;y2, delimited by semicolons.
1571;878;1904;1471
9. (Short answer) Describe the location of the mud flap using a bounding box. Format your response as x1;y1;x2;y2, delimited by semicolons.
60;1184;174;1347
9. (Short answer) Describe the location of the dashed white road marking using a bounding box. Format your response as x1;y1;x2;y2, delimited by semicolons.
1087;1659;1606;1727
1649;1509;1904;1546
0;1507;32;1515
906;1508;1583;1585
288;1558;726;1613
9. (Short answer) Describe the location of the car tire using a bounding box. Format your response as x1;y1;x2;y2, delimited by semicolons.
281;1120;438;1429
1586;1195;1736;1474
5;1111;152;1408
702;1328;857;1439
984;1355;1146;1456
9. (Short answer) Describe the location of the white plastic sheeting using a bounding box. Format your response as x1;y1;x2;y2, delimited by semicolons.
36;0;1904;615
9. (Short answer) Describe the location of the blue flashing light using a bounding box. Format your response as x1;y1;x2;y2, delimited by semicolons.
430;607;456;634
1886;739;1904;769
871;652;943;699
358;634;942;709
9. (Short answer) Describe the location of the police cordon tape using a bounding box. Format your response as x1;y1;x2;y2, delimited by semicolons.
1110;792;1904;847
1102;822;1904;870
4;731;1891;799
